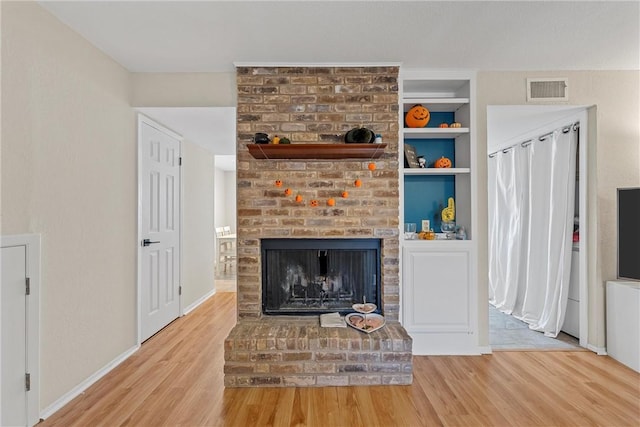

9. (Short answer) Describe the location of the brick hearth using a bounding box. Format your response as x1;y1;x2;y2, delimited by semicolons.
224;320;412;387
225;65;412;387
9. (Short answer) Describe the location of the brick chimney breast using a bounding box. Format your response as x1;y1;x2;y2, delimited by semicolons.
236;66;400;321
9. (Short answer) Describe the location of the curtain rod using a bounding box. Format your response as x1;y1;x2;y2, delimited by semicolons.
488;121;579;158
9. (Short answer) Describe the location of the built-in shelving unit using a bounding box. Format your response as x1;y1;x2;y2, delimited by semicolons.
403;128;470;139
399;70;479;355
247;143;387;160
400;74;474;238
403;168;470;175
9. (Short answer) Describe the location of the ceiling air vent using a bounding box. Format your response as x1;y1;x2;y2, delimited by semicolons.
526;78;568;102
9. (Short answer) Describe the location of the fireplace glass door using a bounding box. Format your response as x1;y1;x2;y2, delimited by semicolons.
261;239;381;315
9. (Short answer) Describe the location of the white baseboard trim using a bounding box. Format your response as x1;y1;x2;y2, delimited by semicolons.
183;289;216;315
587;344;607;355
40;344;139;420
477;345;493;354
410;332;482;355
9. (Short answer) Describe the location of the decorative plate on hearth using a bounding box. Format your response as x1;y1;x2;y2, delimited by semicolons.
352;303;377;314
345;313;386;334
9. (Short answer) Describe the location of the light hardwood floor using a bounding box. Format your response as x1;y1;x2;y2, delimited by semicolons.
41;292;640;427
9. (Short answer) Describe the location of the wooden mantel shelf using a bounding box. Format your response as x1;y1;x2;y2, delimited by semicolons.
247;143;387;160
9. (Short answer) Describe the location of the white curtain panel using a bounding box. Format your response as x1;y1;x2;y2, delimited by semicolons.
488;151;498;304
488;147;528;314
489;125;577;337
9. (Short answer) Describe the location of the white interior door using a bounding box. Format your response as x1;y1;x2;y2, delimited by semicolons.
1;245;28;426
139;116;182;342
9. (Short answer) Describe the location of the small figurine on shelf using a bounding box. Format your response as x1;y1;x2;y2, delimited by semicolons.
417;156;426;168
441;198;456;239
456;226;467;240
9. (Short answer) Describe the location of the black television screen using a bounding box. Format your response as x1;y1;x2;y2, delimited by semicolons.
618;187;640;281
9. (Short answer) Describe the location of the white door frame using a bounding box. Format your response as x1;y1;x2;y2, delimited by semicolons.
136;114;183;345
486;106;592;349
1;234;41;426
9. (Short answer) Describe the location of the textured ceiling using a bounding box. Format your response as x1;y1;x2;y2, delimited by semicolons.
39;1;640;73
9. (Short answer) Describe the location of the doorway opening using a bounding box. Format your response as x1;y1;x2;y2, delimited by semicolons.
214;156;237;289
135;107;237;330
486;105;591;351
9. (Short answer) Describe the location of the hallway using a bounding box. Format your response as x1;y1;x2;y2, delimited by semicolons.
489;305;581;350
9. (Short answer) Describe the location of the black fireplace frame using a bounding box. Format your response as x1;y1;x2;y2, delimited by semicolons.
261;238;382;316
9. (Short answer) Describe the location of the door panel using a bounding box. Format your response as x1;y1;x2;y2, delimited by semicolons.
140;119;181;342
1;245;27;426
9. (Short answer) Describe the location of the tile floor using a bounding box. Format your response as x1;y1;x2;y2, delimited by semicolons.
489;304;581;350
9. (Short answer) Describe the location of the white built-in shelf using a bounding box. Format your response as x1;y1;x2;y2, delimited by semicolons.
402;239;473;248
403;127;469;139
403;168;470;175
402;98;470;112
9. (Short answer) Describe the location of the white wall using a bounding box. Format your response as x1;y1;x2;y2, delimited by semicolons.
486;105;587;153
1;2;225;413
214;167;236;233
131;72;235;107
1;1;136;409
477;70;640;349
182;141;215;308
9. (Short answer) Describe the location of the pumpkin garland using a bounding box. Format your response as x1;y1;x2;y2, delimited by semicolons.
262;134;381;207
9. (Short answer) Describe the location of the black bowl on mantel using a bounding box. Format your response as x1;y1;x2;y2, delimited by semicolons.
344;127;375;143
253;132;270;144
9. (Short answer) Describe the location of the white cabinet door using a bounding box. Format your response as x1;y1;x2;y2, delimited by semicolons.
402;243;477;354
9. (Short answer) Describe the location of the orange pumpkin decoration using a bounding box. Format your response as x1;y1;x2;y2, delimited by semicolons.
295;194;303;203
434;156;452;168
341;191;349;198
284;188;292;196
275;180;283;187
368;162;376;171
327;198;336;207
439;123;449;128
405;104;430;128
354;179;362;188
310;200;319;207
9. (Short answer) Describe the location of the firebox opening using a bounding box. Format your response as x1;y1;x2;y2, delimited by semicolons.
261;238;382;316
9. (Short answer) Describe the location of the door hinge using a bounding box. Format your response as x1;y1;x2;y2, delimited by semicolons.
26;373;31;391
179;157;182;166
179;286;182;296
26;277;31;296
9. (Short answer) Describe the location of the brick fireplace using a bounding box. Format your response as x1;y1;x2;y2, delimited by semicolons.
224;66;412;387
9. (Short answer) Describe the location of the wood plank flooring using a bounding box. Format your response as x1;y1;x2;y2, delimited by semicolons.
41;292;640;427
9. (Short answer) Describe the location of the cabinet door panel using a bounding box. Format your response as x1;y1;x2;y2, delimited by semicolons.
404;249;470;332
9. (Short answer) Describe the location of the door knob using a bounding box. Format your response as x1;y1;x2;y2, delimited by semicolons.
142;238;160;247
